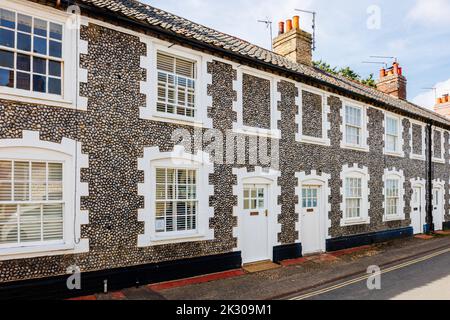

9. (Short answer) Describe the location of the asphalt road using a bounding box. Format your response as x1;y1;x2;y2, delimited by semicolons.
291;248;450;300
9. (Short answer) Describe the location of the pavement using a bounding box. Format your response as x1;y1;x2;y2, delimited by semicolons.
70;233;450;300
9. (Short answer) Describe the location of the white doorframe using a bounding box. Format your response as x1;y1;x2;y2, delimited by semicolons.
433;180;445;231
410;178;426;235
232;167;281;265
296;171;331;254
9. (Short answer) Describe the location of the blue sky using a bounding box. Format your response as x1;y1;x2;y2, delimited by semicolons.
144;0;450;109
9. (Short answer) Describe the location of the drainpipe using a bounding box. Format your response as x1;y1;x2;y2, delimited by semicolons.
426;123;434;234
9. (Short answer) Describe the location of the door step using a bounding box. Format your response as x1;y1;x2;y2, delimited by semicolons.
243;260;281;273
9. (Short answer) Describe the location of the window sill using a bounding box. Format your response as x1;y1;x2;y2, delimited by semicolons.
0;242;74;260
296;134;330;147
233;125;281;139
149;232;207;246
0;90;75;109
383;215;405;222
432;158;445;164
340;218;371;227
145;110;205;128
384;150;404;158
340;143;369;153
410;154;426;161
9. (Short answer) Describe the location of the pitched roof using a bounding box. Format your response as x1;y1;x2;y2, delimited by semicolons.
78;0;450;127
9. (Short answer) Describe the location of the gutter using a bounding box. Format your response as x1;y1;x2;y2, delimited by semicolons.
70;1;450;129
426;123;434;234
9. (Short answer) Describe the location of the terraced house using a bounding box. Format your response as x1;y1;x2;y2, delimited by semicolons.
0;0;449;299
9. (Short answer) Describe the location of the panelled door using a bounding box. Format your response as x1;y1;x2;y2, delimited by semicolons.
241;184;269;264
433;188;444;231
301;186;324;254
411;186;424;234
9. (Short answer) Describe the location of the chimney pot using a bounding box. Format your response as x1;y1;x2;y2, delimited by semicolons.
286;19;293;32
273;16;313;65
293;16;300;30
376;61;407;100
278;22;285;35
437;97;443;104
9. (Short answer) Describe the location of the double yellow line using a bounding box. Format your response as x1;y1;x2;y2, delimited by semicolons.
290;247;450;300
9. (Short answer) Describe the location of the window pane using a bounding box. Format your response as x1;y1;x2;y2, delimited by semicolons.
17;14;32;33
49;40;62;58
33;18;47;37
17;54;31;71
49;60;61;77
0;29;14;48
0;50;14;68
33;57;46;74
157;53;175;73
31;162;46;201
16;72;30;90
0;68;13;87
48;77;61;95
49;23;62;40
43;204;63;241
0;204;18;244
0;9;15;29
33;36;47;55
386;117;398;135
48;163;62;181
20;204;42;242
0;161;12;180
17;33;31;52
33;75;46;93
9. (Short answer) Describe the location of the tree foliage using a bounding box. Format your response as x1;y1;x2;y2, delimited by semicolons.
313;60;376;88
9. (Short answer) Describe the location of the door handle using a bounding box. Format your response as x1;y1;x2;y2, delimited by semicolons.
265;210;268;217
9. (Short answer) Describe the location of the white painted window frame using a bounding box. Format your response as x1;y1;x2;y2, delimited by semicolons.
138;146;214;246
340;164;370;227
141;38;212;128
382;168;406;222
409;119;426;161
0;0;82;109
296;83;331;146
0;131;89;260
234;67;281;139
432;127;445;164
340;99;369;152
383;112;404;158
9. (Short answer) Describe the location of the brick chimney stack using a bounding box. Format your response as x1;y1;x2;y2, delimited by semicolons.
273;16;313;66
434;94;450;119
376;62;407;100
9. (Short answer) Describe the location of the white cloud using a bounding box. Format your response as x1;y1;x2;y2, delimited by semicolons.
407;0;450;26
412;78;450;109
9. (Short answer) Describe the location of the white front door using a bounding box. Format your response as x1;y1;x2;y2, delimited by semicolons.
411;186;424;234
301;186;323;254
242;184;269;264
433;188;444;231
